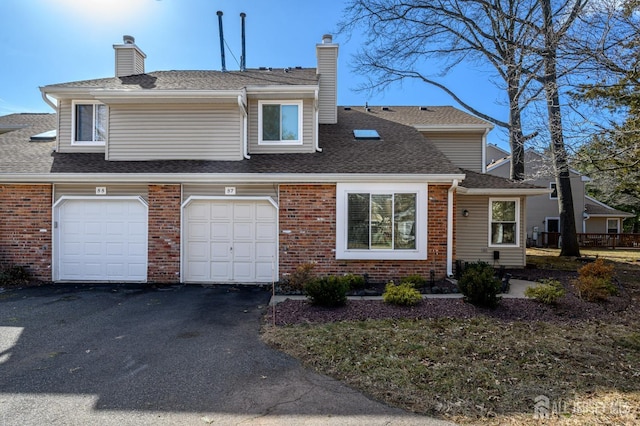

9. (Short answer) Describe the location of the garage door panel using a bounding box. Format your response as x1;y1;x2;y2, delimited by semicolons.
188;222;209;240
184;200;277;283
56;199;148;282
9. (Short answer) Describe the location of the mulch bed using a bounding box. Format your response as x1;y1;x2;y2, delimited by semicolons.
269;270;635;326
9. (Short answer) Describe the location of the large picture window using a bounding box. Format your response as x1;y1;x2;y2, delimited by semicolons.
336;183;427;260
489;198;520;246
258;101;302;145
73;102;107;144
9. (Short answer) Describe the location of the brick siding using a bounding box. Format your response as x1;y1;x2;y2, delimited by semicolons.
147;184;181;283
0;184;52;281
278;184;452;283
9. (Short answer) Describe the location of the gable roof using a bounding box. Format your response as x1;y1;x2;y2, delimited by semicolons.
458;169;547;195
41;69;319;92
0;113;57;174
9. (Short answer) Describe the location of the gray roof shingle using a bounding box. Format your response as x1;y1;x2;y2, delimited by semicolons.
0;113;56;174
585;202;634;217
344;106;491;127
43;69;319;92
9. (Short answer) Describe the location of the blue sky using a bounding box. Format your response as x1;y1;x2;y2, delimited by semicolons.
0;0;509;148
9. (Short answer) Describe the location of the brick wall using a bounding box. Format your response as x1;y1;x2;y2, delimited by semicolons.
0;184;52;281
147;184;181;283
278;184;452;283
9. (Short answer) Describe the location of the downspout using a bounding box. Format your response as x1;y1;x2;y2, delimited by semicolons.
314;88;322;152
481;128;489;173
238;94;250;159
447;179;459;277
40;89;59;152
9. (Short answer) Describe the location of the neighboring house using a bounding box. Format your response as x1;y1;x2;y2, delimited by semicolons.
0;35;548;285
486;144;633;246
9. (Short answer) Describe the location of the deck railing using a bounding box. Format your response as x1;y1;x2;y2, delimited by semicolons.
538;232;640;249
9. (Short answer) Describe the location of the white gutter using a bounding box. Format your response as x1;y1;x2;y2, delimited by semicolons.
39;89;57;111
0;173;467;185
457;187;552;196
314;88;322;152
237;93;250;159
447;179;458;277
414;124;494;132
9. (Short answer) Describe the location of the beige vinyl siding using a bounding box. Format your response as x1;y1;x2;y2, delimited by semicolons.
53;184;149;202
421;132;484;172
248;98;315;154
107;104;242;161
182;184;278;201
57;99;106;154
585;217;610;233
317;48;338;124
524;174;585;237
115;47;145;77
456;195;526;267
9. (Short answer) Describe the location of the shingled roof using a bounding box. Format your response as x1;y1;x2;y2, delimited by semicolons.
585;200;634;218
345;106;491;127
0;113;56;174
42;69;319;92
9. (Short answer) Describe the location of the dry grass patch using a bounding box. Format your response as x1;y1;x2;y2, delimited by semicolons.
262;317;640;423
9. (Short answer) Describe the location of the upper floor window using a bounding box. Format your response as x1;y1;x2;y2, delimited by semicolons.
258;100;302;145
73;101;107;145
549;182;558;199
489;198;520;247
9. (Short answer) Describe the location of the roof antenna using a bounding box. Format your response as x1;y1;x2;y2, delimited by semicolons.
216;10;226;71
240;12;246;71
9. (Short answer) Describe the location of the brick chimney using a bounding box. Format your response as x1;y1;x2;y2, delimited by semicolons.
113;35;146;77
316;34;338;124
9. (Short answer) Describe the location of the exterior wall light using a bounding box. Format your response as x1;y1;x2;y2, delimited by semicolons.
462;209;469;217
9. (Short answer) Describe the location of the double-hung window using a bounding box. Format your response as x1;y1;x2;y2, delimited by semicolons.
258;100;302;145
73;101;107;144
336;183;427;260
489;198;520;246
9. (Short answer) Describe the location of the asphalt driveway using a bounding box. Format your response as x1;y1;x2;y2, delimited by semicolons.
0;284;452;425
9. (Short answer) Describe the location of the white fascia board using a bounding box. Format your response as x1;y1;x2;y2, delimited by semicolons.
245;85;318;93
0;173;466;185
414;123;494;132
457;187;552;196
486;159;510;172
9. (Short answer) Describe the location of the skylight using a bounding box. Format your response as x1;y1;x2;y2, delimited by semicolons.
353;129;381;140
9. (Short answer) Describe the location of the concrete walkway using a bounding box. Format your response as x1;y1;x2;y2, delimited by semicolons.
270;278;538;305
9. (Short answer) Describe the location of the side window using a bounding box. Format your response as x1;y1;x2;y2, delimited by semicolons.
73;102;107;144
489;198;520;246
549;182;558;199
258;101;302;145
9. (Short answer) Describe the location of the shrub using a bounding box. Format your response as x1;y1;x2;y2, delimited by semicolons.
0;264;30;286
383;282;422;306
303;276;349;307
573;258;617;302
286;263;316;291
400;274;427;289
525;279;565;304
342;273;366;291
574;276;617;302
457;261;501;308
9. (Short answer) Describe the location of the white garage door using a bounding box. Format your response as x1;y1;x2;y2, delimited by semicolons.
184;199;277;283
55;198;148;281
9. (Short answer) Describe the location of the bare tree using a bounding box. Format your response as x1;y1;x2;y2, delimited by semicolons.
339;0;543;181
341;0;590;256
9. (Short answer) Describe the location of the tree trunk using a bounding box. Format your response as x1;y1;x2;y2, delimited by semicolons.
540;0;581;257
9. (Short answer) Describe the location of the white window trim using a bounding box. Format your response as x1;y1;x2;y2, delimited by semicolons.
336;183;427;260
607;218;620;233
71;100;107;146
258;100;303;145
549;182;558;200
488;197;520;248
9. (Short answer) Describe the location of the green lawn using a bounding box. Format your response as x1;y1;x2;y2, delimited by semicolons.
262;250;640;424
